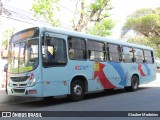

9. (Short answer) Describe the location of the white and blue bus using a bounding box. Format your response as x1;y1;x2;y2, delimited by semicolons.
7;27;157;101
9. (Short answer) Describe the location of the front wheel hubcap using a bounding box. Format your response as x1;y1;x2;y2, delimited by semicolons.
73;85;82;96
132;79;138;89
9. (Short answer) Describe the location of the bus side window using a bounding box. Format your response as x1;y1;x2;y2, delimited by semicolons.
68;37;86;60
42;37;67;67
108;44;122;62
134;48;144;63
122;46;134;63
144;50;154;64
88;40;105;61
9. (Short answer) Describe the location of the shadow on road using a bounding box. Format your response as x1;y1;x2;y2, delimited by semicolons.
17;87;150;108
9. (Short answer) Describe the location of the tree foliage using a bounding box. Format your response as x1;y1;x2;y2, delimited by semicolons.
2;28;15;49
122;8;160;57
31;0;114;37
86;19;114;36
72;0;114;34
125;14;160;38
127;8;155;18
31;0;60;26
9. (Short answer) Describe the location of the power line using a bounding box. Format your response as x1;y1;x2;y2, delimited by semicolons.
1;1;77;30
1;15;72;30
2;7;71;28
1;15;38;25
55;2;80;16
3;1;81;18
2;5;51;24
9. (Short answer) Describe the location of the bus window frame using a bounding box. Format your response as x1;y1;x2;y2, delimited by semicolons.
87;40;106;62
68;36;87;61
107;43;122;62
144;49;154;64
41;35;67;68
122;45;134;63
133;47;145;64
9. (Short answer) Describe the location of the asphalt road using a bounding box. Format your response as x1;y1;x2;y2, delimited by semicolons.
0;74;160;120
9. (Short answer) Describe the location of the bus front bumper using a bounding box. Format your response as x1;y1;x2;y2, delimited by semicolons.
7;83;42;97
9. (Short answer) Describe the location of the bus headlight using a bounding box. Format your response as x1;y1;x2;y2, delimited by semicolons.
27;73;39;87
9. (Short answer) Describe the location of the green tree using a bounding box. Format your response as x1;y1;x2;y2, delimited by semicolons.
122;8;160;57
121;8;155;36
125;14;160;38
31;0;60;26
31;0;114;36
2;28;15;49
86;19;114;36
72;0;114;35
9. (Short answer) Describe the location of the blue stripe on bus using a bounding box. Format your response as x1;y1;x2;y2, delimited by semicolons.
108;62;126;86
144;64;150;76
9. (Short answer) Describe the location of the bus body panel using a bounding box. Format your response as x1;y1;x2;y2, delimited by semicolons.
7;60;156;97
41;33;70;97
42;67;70;97
6;27;157;98
69;60;105;92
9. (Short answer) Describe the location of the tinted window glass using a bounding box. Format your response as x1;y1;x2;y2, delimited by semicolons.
122;46;134;63
88;40;105;61
134;48;144;63
144;50;154;64
42;37;67;67
108;44;122;62
68;37;86;60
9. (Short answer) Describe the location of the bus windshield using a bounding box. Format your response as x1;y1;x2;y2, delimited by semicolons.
8;39;39;74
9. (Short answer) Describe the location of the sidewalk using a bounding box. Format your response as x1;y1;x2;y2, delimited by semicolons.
0;88;5;94
0;83;6;94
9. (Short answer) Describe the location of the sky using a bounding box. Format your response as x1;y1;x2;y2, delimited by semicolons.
1;0;160;40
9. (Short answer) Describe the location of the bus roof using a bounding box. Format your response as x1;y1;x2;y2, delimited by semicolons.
22;26;154;50
43;26;153;50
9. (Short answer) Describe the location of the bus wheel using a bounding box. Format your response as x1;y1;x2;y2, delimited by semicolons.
125;75;139;92
69;80;85;102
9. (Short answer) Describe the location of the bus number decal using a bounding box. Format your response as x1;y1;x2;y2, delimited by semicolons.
75;65;88;70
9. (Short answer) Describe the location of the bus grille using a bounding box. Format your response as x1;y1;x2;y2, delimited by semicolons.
10;76;29;82
13;84;27;87
13;89;25;93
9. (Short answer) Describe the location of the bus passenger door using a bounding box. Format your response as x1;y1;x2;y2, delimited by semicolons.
41;33;69;97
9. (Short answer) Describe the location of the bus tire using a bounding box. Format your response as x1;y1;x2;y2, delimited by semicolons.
69;80;85;102
125;75;139;92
